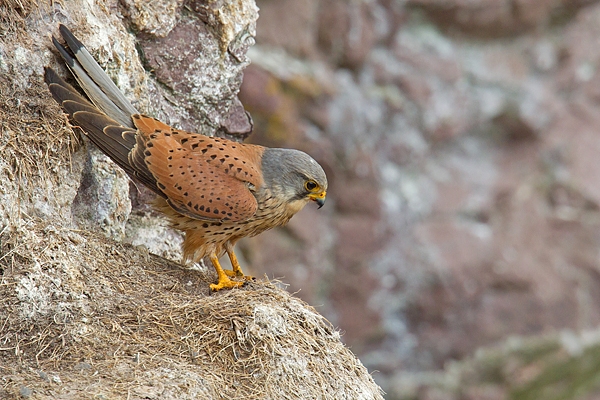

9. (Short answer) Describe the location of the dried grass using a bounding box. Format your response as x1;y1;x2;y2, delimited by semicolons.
0;0;42;35
0;78;80;190
0;222;383;399
0;18;82;228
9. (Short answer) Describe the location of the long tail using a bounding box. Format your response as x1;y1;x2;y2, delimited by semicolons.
50;24;137;127
44;25;161;193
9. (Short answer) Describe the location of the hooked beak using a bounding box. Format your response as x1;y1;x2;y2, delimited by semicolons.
308;191;327;209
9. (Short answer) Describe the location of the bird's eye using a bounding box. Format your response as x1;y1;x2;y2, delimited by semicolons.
305;180;318;191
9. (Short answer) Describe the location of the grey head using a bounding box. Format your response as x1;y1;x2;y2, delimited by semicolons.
261;148;328;209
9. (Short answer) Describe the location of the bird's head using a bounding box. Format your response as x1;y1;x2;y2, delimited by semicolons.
261;148;328;213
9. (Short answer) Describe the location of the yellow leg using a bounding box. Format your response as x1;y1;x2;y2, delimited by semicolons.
209;254;245;291
224;244;254;281
223;269;240;277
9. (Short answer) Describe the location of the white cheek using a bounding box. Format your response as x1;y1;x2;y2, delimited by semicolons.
286;198;310;215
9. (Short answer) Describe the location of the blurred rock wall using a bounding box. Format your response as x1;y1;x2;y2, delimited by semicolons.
235;0;600;397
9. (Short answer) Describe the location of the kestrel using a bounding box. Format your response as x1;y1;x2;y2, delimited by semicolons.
45;25;328;291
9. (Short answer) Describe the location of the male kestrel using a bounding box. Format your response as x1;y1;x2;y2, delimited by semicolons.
45;25;328;291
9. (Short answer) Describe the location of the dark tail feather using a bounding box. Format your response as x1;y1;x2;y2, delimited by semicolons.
51;25;137;128
44;67;136;179
45;28;166;198
45;67;92;107
71;110;132;170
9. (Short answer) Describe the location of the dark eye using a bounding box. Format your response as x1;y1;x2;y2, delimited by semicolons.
305;180;318;191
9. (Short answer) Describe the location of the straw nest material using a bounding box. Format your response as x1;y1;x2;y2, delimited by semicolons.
0;222;384;399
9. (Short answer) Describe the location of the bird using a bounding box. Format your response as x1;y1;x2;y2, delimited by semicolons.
44;24;328;291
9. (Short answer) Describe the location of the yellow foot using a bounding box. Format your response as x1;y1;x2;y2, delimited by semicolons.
208;252;254;291
223;269;254;281
210;276;246;291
